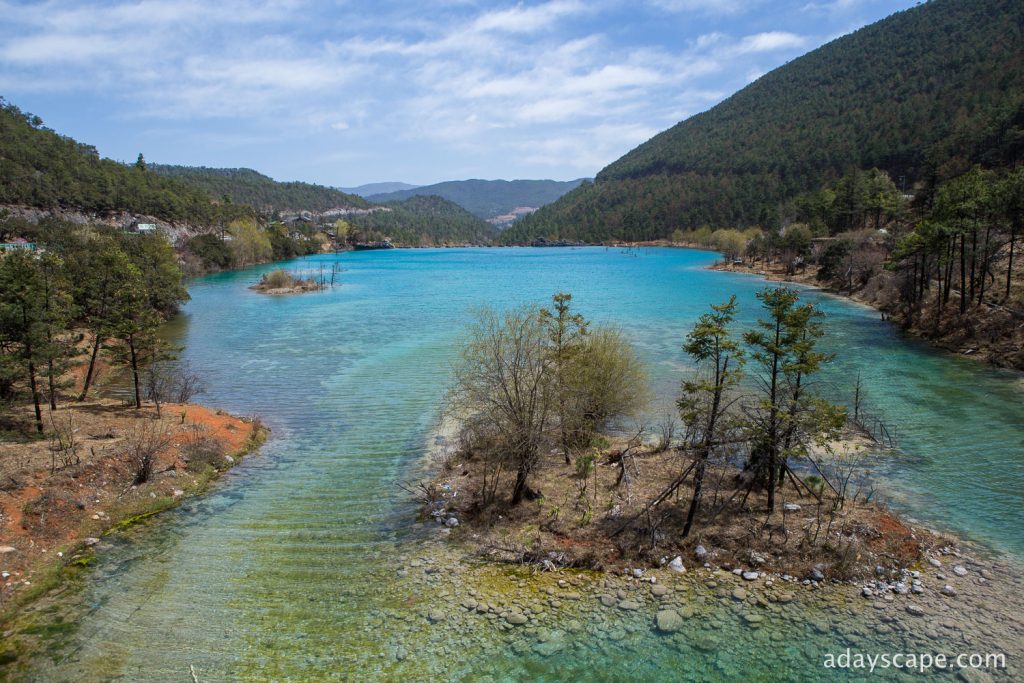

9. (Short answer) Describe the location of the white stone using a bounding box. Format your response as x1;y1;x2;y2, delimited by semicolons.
668;556;686;573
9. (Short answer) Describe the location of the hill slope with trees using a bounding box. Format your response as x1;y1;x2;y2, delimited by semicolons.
347;195;497;245
368;178;588;220
0;99;251;226
504;0;1024;243
150;165;368;214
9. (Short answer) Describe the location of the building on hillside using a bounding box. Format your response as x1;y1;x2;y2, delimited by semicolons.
0;237;37;252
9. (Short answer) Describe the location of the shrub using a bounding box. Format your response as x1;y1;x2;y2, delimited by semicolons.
260;269;296;289
182;433;228;472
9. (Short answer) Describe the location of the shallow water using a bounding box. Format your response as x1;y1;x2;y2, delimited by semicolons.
45;247;1024;680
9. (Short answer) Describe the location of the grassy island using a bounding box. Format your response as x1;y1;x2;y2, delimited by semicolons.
250;268;330;295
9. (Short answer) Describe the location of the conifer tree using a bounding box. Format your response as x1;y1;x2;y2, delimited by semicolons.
678;296;744;537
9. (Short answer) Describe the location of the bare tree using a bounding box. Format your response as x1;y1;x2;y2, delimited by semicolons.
652;408;678;453
448;306;553;505
447;295;651;507
122;420;175;486
47;408;80;472
143;362;205;418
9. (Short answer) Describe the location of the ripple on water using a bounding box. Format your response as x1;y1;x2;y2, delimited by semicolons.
43;248;1024;681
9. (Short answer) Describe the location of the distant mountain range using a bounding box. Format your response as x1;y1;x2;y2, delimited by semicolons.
339;182;420;197
366;178;589;223
504;0;1024;244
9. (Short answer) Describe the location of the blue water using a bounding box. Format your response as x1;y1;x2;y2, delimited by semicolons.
45;247;1024;681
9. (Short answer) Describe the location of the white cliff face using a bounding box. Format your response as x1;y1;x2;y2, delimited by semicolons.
1;203;201;245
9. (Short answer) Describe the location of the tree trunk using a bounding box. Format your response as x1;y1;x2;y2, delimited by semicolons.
943;237;953;305
79;333;102;401
959;233;967;315
129;334;142;409
969;229;977;305
682;457;706;538
511;464;530;506
27;358;43;433
47;358;57;411
918;254;927;302
978;226;990;307
1007;230;1016;302
766;449;777;512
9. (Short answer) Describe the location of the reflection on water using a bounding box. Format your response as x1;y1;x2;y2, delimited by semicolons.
43;248;1024;681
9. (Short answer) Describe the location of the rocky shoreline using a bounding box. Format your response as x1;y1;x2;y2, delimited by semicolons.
382;525;1021;681
400;426;1021;680
708;259;1024;372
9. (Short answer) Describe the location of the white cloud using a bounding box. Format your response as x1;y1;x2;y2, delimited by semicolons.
647;0;757;16
731;31;807;55
471;0;586;34
1;33;129;64
0;0;847;181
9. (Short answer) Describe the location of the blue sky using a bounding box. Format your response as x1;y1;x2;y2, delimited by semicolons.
0;0;918;187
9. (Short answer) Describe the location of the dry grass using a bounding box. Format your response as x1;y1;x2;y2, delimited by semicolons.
429;434;936;580
250;268;323;294
0;398;262;608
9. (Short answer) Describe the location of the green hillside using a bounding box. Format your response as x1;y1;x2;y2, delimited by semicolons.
348;195;497;245
0;99;250;225
504;0;1024;243
151;165;368;213
368;178;588;219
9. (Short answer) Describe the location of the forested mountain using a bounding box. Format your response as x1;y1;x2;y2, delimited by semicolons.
347;195;497;245
340;182;420;197
151;165;368;213
505;0;1024;244
367;178;588;220
0;99;250;225
0;98;491;250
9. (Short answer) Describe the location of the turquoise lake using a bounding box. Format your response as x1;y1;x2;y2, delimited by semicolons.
46;247;1024;681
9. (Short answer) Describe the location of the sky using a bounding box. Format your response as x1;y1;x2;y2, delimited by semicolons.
0;0;919;187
